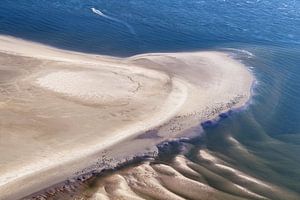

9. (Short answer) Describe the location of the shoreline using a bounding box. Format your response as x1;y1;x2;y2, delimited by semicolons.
0;35;254;200
24;98;256;199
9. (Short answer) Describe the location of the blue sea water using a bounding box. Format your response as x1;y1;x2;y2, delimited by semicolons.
0;0;299;56
0;0;300;196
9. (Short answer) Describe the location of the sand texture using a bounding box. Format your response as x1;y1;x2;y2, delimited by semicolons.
0;35;253;200
70;147;299;200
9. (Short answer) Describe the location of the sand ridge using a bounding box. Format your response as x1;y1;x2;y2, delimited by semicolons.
70;147;299;200
0;35;253;200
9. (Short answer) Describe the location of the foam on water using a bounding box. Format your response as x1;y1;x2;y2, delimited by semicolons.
221;48;255;58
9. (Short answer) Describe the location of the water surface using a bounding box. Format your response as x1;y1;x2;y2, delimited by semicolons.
0;0;299;199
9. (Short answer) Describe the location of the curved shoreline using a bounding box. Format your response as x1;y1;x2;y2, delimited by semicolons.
25;96;257;200
0;35;254;199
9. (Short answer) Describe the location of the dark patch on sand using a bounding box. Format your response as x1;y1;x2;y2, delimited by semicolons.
134;129;162;139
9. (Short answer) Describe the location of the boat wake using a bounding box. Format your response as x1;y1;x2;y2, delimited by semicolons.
91;7;136;35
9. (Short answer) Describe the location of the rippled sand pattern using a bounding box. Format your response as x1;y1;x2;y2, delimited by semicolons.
59;141;299;200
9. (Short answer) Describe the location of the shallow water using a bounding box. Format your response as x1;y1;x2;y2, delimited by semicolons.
0;0;300;199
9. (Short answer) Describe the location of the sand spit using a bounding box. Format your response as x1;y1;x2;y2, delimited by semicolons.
0;35;253;200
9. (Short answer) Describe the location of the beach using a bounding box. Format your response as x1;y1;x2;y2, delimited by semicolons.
0;35;253;200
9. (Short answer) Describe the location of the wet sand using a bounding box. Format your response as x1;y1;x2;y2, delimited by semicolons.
0;35;253;200
71;144;299;200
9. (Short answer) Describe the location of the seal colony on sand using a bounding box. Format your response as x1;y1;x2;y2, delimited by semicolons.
0;35;253;200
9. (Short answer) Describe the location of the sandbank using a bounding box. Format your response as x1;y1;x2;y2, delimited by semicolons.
0;35;253;200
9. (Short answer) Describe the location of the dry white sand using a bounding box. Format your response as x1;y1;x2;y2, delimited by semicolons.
0;35;253;199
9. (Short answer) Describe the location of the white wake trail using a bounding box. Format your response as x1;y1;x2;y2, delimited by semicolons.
91;7;136;35
91;7;105;16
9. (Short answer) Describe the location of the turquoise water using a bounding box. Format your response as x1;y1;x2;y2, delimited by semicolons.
1;0;299;197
